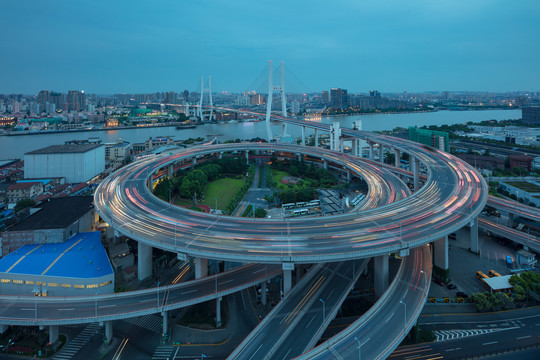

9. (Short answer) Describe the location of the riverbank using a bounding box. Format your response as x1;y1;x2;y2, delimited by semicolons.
1;123;196;136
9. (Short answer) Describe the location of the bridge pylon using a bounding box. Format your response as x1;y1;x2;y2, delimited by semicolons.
198;75;213;122
265;60;288;141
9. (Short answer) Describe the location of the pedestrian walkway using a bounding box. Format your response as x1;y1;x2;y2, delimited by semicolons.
53;323;102;360
433;328;505;342
152;345;175;360
122;314;163;334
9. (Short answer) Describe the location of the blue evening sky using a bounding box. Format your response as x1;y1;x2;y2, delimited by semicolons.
1;0;539;94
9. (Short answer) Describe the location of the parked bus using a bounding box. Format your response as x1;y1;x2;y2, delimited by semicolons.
292;209;309;217
476;271;489;282
488;270;502;277
282;203;295;210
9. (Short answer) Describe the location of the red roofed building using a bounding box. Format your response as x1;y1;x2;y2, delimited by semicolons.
509;155;534;172
6;182;43;204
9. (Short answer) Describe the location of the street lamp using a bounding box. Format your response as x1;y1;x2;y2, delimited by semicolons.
320;298;325;322
354;336;361;360
399;300;407;329
157;282;160;309
95;290;99;319
214;197;218;213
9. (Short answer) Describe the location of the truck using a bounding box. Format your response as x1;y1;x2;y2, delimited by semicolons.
506;255;513;268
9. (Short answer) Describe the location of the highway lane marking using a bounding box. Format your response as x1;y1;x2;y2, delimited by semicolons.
281;348;292;360
306;314;316;328
221;279;233;284
138;299;154;302
516;335;531;339
445;348;461;352
404;353;441;359
248;344;263;360
21;308;34;311
252;268;266;274
180;290;197;295
99;304;116;308
58;308;75;311
482;341;498;345
385;313;394;323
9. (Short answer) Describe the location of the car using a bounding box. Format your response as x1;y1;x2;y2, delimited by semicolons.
447;283;457;290
433;278;444;286
456;291;468;298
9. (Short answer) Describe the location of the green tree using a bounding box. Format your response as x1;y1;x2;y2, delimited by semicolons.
254;208;267;218
15;198;36;212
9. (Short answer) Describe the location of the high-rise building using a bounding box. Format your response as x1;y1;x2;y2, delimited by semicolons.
522;106;540;125
38;90;50;109
66;90;86;111
408;127;449;152
330;88;348;108
165;91;178;104
50;92;65;110
321;91;329;104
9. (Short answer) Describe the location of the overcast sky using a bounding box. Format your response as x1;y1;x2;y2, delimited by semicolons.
2;0;539;94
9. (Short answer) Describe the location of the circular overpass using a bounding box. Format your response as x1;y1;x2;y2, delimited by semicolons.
94;136;488;264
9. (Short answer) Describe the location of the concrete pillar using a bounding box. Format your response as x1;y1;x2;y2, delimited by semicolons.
281;123;287;138
168;164;173;179
379;144;384;163
261;282;267;305
434;236;449;270
195;257;208;279
352;139;358;157
148;176;154;191
347;168;351;181
219;152;223;159
394;149;400;168
216;297;222;327
508;213;514;227
301;126;306;146
162;311;168;336
469;217;479;254
246;150;249;165
413;158;420;191
49;325;59;345
314;129;319;148
297;153;301;161
104;321;113;344
374;255;389;298
283;269;292;295
0;325;7;334
138;242;152;281
323;159;327;170
368;142;374;160
192;157;197;166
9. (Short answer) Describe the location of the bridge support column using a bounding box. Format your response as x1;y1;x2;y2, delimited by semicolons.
148;176;154;191
434;236;449;270
192;157;197;167
374;255;389;298
469;217;479;254
219;151;223;159
508;213;514;227
246;150;249;165
301;126;306;146
297;153;301;161
168;164;173;179
216;296;222;327
162;311;168;336
394;149;401;168
49;325;59;345
261;282;267;305
138;242;152;281
104;321;113;344
314;130;319;148
323;159;327;170
368;142;374;160
195;257;208;279
0;325;7;334
282;263;294;295
412;157;420;191
346;168;351;181
379;144;384;163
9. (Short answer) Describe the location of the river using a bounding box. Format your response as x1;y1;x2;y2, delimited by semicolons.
0;109;520;159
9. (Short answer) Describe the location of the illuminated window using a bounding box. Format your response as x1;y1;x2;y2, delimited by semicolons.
74;284;84;289
36;281;46;286
13;280;23;284
86;284;98;289
48;283;58;287
100;281;112;287
61;284;71;288
25;280;34;285
1;279;11;283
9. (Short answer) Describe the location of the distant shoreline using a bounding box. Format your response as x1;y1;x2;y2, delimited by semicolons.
1;124;196;136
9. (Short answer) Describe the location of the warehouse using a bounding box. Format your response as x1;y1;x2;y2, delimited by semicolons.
24;143;105;183
0;232;114;296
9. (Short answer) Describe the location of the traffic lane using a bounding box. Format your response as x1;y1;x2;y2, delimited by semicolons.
272;260;366;359
0;264;282;324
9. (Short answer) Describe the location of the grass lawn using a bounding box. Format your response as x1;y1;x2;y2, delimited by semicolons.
200;177;244;210
272;169;290;190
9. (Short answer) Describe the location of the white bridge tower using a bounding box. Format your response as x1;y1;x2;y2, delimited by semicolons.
198;75;213;122
265;61;288;141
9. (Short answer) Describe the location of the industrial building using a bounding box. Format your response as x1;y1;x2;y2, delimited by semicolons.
24;143;105;183
0;232;114;296
1;196;97;256
522;106;540;125
408;127;450;152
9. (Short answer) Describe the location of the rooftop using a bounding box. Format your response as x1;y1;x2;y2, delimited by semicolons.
0;232;113;278
25;144;103;155
483;275;513;291
6;196;93;231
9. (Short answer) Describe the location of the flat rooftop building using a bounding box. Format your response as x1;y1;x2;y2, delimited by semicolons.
0;232;114;296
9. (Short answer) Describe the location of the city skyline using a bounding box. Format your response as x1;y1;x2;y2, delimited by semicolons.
1;1;540;93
